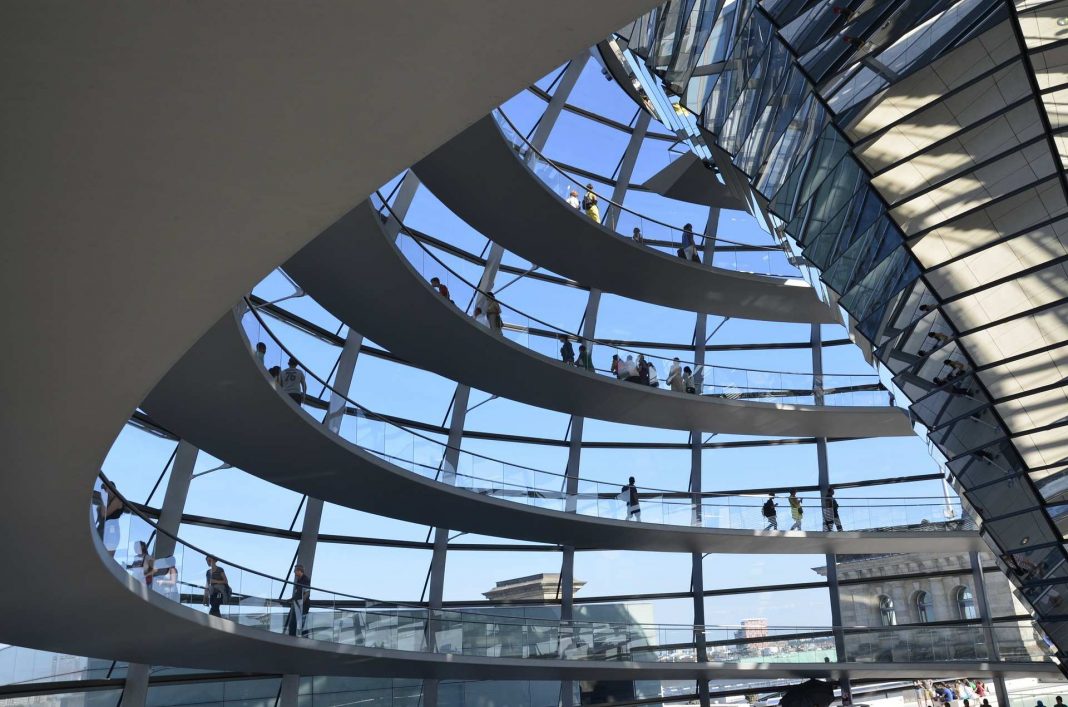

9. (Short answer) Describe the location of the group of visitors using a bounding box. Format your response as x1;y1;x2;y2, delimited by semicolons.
567;184;601;223
920;679;998;707
617;480;846;532
203;554;309;635
557;336;705;396
256;342;309;405
761;489;843;531
426;273;506;336
611;354;660;388
93;481;313;634
558;335;594;371
563;182;707;265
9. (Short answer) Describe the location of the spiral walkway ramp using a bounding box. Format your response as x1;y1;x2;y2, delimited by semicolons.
4;1;1067;705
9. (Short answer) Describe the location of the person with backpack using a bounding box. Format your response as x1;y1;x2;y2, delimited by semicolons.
822;488;843;531
788;490;803;530
582;184;600;223
762;493;778;530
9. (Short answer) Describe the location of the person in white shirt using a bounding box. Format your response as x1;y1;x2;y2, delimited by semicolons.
566;190;580;209
280;357;307;404
648;362;659;388
473;306;489;327
667;358;684;392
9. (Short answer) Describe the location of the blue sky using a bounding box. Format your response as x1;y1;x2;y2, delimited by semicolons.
102;56;954;630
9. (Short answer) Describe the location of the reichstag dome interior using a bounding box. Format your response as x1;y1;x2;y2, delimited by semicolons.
6;1;1068;706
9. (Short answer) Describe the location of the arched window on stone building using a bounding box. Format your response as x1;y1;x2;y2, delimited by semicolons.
878;595;897;626
956;586;978;620
913;590;933;623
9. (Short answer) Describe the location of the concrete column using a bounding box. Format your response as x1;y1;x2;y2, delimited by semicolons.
559;288;601;707
813;323;850;695
528;53;589;154
603;111;651;230
691;313;710;707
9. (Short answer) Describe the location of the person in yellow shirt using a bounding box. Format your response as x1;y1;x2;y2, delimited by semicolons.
788;490;803;530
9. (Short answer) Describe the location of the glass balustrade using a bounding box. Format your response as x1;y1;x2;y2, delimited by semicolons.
491;110;795;278
93;479;1048;666
243;305;964;534
375;194;889;409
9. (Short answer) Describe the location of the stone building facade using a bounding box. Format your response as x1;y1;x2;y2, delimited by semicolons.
814;551;1047;663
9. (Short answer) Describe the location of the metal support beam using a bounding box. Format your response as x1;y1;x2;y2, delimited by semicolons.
153;440;198;560
425;241;508;707
475;243;506;314
422;384;471;707
382;171;421;242
120;663;150;706
323;330;364;435
971;550;1009;706
559;287;602;707
278;675;299;707
702;207;720;267
604;110;651;230
282;325;363;703
691;312;710;707
528;53;590;154
124;440;201;700
813;323;850;698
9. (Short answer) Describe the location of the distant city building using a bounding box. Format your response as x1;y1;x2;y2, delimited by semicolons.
482;573;587;602
814;540;1048;663
741;618;769;639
